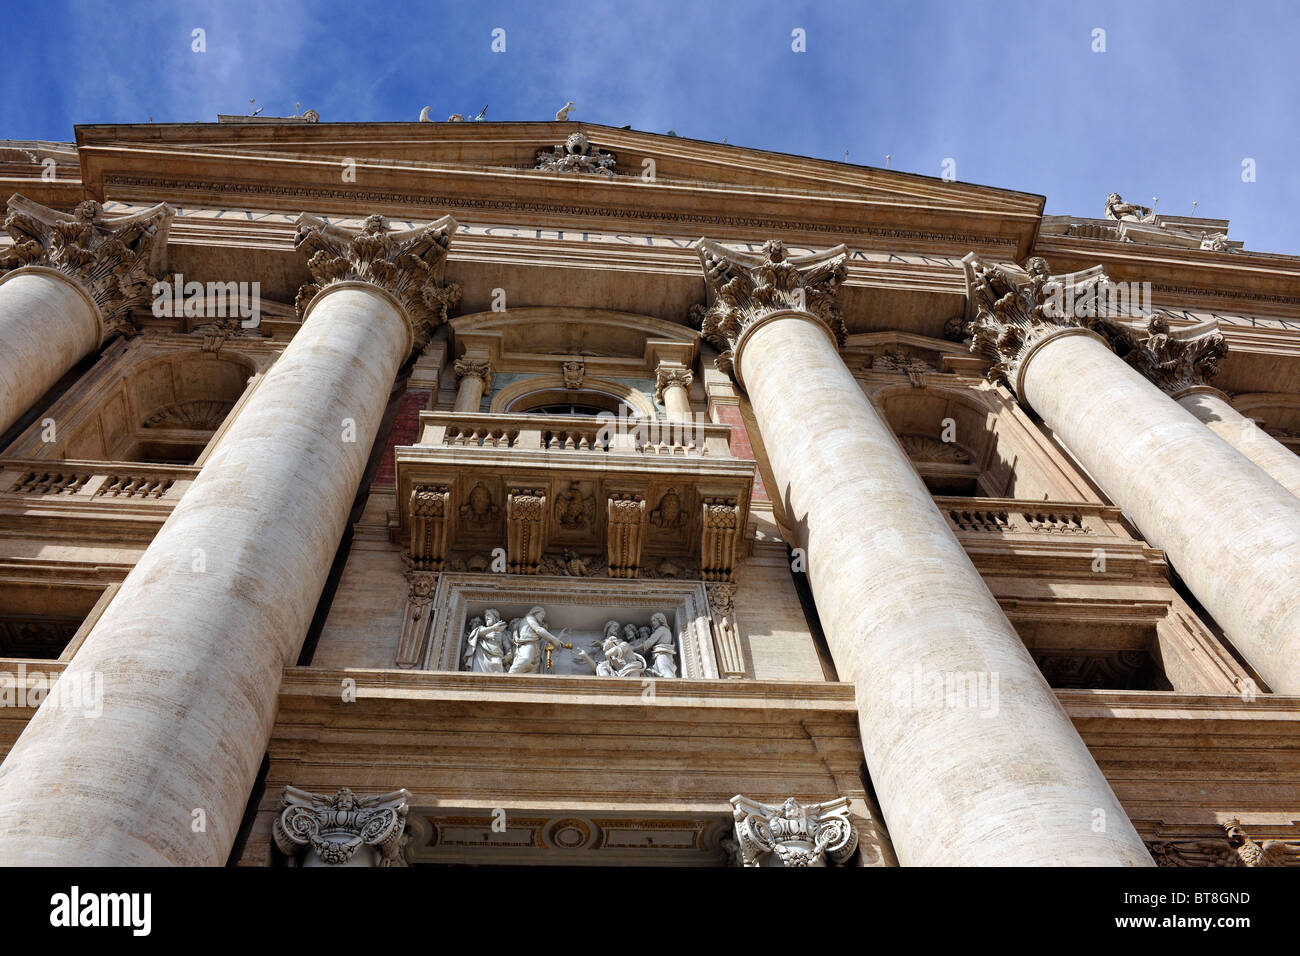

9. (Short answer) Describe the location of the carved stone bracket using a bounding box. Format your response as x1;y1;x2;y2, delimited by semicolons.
535;132;617;177
700;497;742;582
607;492;647;578
1105;313;1228;398
396;570;438;668
273;786;411;867
2;194;174;340
293;212;461;355
409;484;450;571
729;795;859;867
506;486;549;574
695;238;848;378
706;582;746;678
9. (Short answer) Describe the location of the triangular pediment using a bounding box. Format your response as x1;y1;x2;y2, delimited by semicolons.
73;121;1044;259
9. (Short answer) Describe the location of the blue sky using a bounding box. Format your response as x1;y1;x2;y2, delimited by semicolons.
4;0;1298;253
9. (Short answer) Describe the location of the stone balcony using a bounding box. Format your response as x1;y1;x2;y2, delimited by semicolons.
0;458;197;540
392;411;756;581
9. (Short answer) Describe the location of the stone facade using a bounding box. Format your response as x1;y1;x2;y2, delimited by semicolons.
0;119;1297;866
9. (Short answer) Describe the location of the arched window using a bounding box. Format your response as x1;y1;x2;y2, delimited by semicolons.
505;388;636;417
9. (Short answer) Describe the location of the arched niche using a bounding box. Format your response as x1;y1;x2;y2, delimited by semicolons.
58;350;257;465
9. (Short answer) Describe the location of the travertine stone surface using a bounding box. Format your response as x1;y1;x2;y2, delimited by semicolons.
1019;331;1300;693
1176;388;1300;499
0;282;408;865
737;311;1151;866
0;269;100;435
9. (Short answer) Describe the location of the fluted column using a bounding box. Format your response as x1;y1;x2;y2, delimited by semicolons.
453;355;491;411
0;195;172;434
696;239;1149;866
0;213;460;865
655;363;694;420
961;254;1300;694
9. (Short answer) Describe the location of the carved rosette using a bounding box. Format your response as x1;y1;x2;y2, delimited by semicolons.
1105;313;1228;398
454;357;492;391
506;487;549;574
293;213;461;355
654;365;693;404
607;492;647;578
273;786;411;867
1;194;174;340
700;497;741;583
695;238;849;378
729;795;859;867
954;253;1122;394
409;484;449;571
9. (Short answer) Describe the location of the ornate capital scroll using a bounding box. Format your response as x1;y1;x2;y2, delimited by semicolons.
273;786;411;867
293;213;461;355
694;238;848;378
2;194;174;340
954;253;1123;394
453;357;492;390
654;364;693;403
1105;313;1227;398
729;795;859;867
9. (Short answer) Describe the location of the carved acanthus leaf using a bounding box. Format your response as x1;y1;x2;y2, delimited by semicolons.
695;238;848;377
729;795;859;867
954;253;1126;392
1104;313;1227;397
2;194;174;339
293;213;461;355
654;365;693;403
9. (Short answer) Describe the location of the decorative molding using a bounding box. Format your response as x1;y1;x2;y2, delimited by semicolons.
898;434;971;464
654;364;693;403
729;795;859;867
607;492;647;578
1;194;174;340
872;348;934;387
408;484;449;571
534;131;618;177
273;786;411;867
694;238;849;377
143;399;233;430
293;212;461;355
506;486;549;574
103;175;1014;248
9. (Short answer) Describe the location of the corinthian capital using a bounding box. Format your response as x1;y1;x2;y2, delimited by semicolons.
1106;313;1227;398
454;357;492;389
694;238;848;377
729;795;859;867
273;785;411;867
654;364;693;403
954;253;1123;394
294;213;461;355
2;194;174;339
